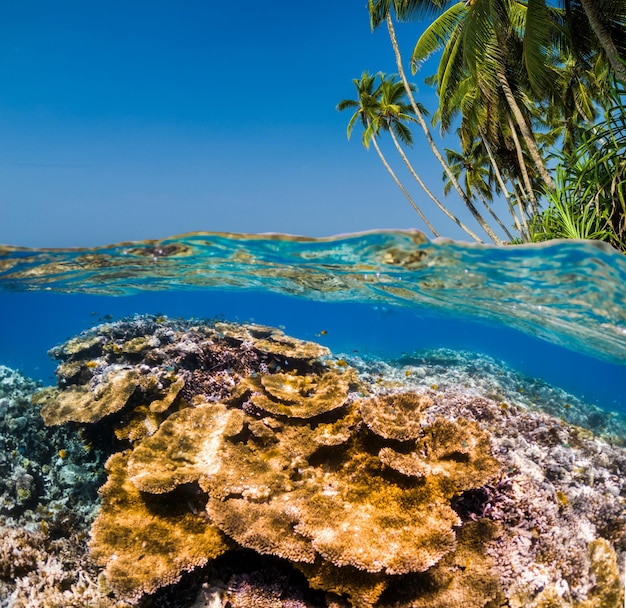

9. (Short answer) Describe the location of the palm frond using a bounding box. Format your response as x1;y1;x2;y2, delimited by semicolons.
411;2;467;71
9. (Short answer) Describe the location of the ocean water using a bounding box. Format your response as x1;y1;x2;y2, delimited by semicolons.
1;230;625;411
1;229;626;607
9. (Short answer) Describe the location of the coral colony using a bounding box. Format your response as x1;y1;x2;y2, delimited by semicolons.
0;315;624;607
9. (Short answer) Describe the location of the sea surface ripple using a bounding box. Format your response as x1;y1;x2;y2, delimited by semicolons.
1;230;625;366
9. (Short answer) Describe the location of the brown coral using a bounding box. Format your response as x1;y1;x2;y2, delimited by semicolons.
291;459;460;575
34;368;142;426
296;560;389;608
380;520;504;608
360;392;432;441
250;369;356;418
207;496;316;564
37;319;511;606
127;402;245;494
114;376;185;443
214;322;330;360
90;451;231;603
379;418;501;492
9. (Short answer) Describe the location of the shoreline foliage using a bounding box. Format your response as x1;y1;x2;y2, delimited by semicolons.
340;0;626;252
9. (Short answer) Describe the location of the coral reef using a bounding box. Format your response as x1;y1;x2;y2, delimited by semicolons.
0;365;121;607
2;317;624;607
90;451;231;603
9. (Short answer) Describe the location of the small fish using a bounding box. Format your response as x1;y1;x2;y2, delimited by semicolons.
85;361;98;369
336;359;348;367
555;490;569;507
405;370;412;377
318;330;328;336
58;449;67;459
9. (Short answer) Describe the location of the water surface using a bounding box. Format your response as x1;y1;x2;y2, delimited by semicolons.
1;230;624;411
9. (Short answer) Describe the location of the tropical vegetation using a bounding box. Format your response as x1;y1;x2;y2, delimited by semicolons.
339;0;626;252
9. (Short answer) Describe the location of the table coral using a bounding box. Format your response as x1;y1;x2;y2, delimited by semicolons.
127;402;245;494
34;368;142;426
359;392;431;441
250;369;356;418
378;418;501;492
32;319;507;606
213;322;330;361
90;451;231;603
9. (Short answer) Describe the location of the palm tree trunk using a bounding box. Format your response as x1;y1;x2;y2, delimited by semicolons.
369;135;440;237
387;127;482;242
507;114;540;216
385;13;502;245
476;191;515;241
497;64;555;192
579;0;626;82
480;134;526;240
513;184;531;238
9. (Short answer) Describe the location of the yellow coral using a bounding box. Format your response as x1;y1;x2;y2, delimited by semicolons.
207;496;316;564
251;369;356;418
291;459;460;575
40;320;511;606
359;392;432;441
34;368;141;426
90;452;230;603
379;418;501;492
214;322;330;360
295;560;389;608
128;402;245;494
114;376;186;443
400;520;505;608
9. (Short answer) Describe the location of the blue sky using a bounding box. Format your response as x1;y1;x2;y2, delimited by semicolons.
0;1;485;247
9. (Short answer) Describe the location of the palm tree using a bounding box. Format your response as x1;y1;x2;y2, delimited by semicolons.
565;0;626;83
443;142;515;241
368;0;503;244
337;71;441;237
411;0;557;193
375;73;484;241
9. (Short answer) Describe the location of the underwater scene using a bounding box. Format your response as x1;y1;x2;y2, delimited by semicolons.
0;230;624;608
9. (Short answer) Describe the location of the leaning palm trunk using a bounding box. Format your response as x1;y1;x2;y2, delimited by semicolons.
579;0;626;83
385;14;502;245
481;134;526;239
507;115;540;216
369;135;440;237
476;191;515;241
387;127;482;241
513;183;532;238
497;64;556;193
